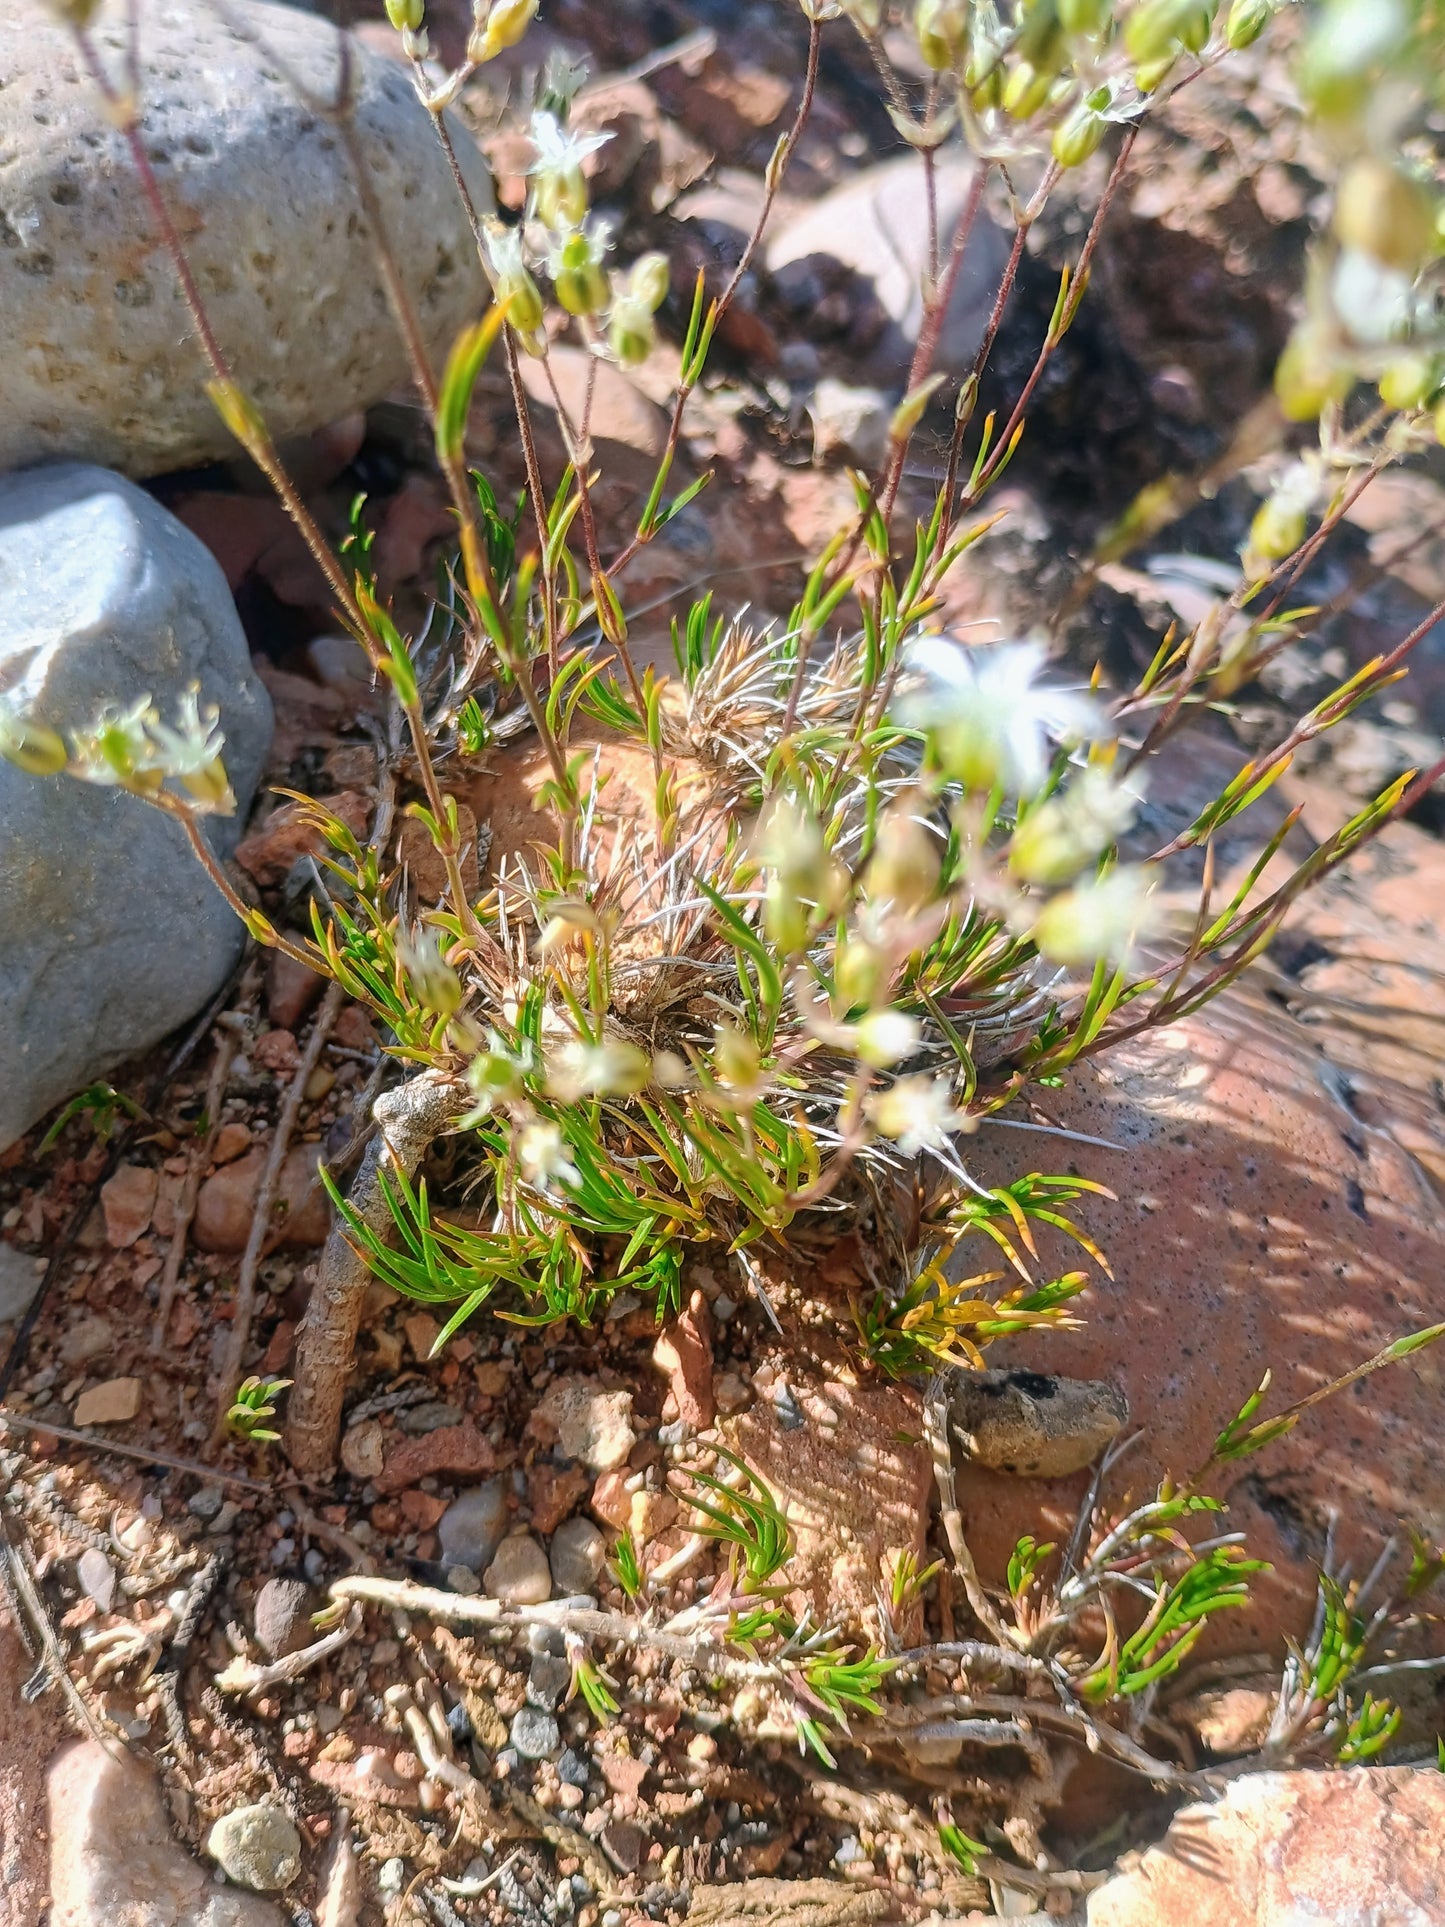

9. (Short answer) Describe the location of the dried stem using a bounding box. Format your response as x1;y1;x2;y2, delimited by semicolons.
152;1010;245;1351
210;980;345;1443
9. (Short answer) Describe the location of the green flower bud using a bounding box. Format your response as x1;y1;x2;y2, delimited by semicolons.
1124;0;1211;62
1133;51;1177;90
764;874;810;954
553;232;610;316
385;0;424;30
1247;494;1306;564
863;808;940;911
1335;158;1437;274
1052;99;1106;168
1224;0;1271;48
627;251;670;313
608;299;656;367
1177;2;1215;51
0;707;68;777
1058;0;1111;32
916;0;968;68
1274;327;1351;422
535;167;589;232
1002;59;1053;119
1378;353;1439;412
833;937;887;1015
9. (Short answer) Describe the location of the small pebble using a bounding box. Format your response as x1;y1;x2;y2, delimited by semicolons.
379;1857;405;1897
76;1547;115;1613
527;1652;572;1712
187;1485;225;1521
398;1399;463;1436
548;1516;605;1595
253;1577;315;1660
302;1548;325;1584
438;1478;509;1573
772;1383;805;1431
269;1538;295;1568
446;1701;473;1748
510;1707;561;1760
206;1803;302;1891
209;1500;240;1535
484;1534;552;1605
557;1748;590;1788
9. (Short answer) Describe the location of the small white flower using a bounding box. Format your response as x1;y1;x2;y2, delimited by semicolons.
459;1031;534;1122
516;1119;581;1195
397;925;463;1018
867;1074;969;1158
854;1009;922;1069
527;110;612;229
547;1035;651;1102
1330;247;1415;347
527;109;613;178
1028;864;1157;970
67;695;162;789
894;635;1105;798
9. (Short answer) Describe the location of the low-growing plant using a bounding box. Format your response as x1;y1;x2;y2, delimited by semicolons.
10;0;1445;1795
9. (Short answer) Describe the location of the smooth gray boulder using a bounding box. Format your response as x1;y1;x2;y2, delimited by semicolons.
766;156;1010;381
0;0;492;478
0;463;272;1150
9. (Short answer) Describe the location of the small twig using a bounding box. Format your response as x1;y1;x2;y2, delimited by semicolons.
214;1603;362;1694
211;981;345;1442
153;1016;245;1352
0;1411;274;1492
924;1380;1013;1646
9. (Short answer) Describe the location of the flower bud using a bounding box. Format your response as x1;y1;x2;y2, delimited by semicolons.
763;874;811;955
535;166;589;232
628;251;670;313
468;0;537;62
713;1025;762;1092
1002;59;1053;119
916;0;968;69
863;807;940;911
1224;0;1270;47
1246;493;1306;566
399;927;463;1019
1273;326;1351;422
553;232;610;316
1052;99;1106;168
1058;0;1111;31
1335;158;1437;273
180;755;235;812
608;301;656;368
0;706;68;776
1378;353;1439;412
386;0;424;28
833;936;888;1014
1124;0;1211;61
1133;51;1177;90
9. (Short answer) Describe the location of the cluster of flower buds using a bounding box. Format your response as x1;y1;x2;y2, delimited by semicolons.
479;105;671;367
1275;0;1445;430
0;685;234;813
902;1;1291;170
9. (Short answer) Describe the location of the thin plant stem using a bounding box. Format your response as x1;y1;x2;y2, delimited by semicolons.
607;18;821;581
211;980;344;1443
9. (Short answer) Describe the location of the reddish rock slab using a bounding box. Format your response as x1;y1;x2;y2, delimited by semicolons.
528;1460;592;1536
374;1423;495;1496
99;1162;158;1248
194;1143;331;1253
1087;1768;1445;1926
235;792;370;889
265;947;328;1033
959;978;1445;1656
726;1376;932;1639
48;1739;282;1926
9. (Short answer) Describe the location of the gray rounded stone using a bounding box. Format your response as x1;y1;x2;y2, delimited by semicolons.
206;1803;302;1892
0;0;492;478
548;1515;606;1596
0;463;271;1150
484;1533;552;1606
438;1478;509;1574
509;1706;561;1761
252;1577;314;1660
